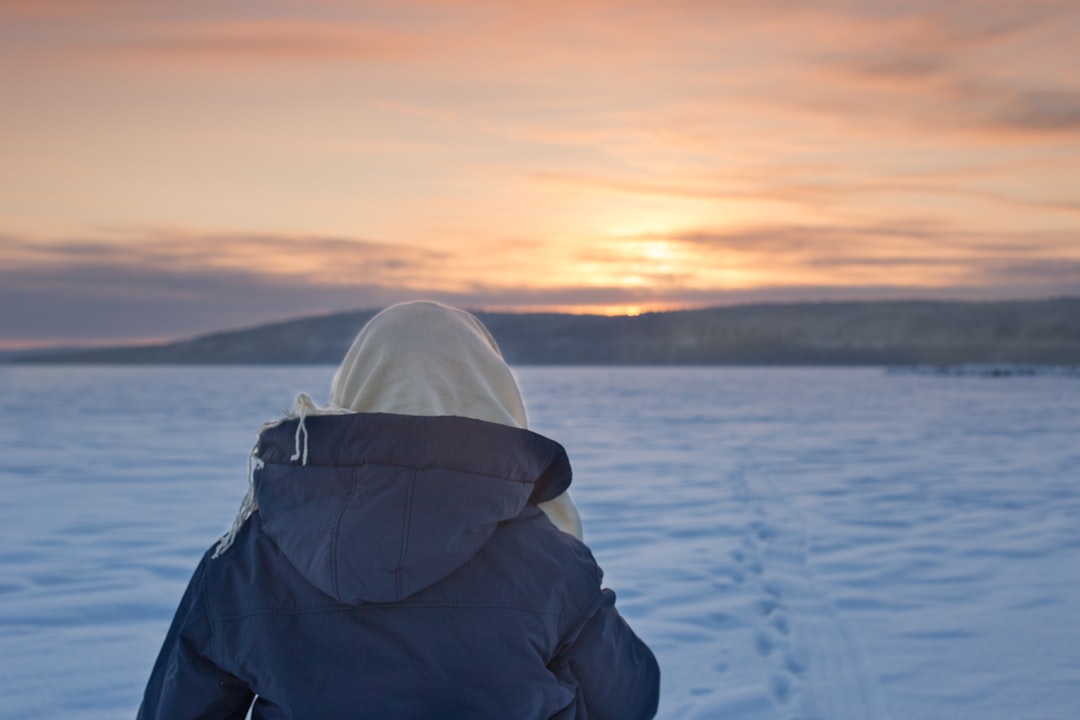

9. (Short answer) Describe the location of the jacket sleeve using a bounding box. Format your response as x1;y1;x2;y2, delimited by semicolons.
554;588;661;720
137;554;254;720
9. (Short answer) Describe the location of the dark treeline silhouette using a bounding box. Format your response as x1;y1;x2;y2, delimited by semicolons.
12;298;1080;366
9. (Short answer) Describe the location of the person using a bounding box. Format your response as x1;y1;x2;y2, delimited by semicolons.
137;300;660;719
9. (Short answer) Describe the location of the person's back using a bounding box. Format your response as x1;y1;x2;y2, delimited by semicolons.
137;301;659;719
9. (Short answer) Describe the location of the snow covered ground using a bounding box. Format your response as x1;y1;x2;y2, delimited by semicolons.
1;366;1078;719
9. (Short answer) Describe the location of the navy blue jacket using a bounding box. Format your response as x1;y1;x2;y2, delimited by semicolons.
138;413;659;719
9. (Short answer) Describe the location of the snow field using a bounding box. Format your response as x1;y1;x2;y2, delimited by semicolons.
1;366;1078;719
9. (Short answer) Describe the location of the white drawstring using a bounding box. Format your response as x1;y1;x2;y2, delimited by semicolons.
288;392;322;466
290;409;309;466
213;393;346;558
212;440;264;558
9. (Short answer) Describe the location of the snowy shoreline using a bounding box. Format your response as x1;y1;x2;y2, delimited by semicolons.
888;363;1080;378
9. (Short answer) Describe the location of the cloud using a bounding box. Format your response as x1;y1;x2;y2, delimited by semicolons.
3;222;1078;347
0;0;131;18
604;222;1080;291
662;222;1080;254
0;231;454;341
984;86;1080;133
834;53;951;84
716;0;1079;141
661;225;936;253
0;263;404;343
97;20;434;65
528;166;1080;219
10;230;448;282
978;258;1080;284
8;0;1080;149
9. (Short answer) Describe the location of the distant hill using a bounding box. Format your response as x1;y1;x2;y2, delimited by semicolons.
11;298;1080;366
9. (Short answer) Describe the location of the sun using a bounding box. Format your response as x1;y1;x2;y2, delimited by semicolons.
641;240;673;262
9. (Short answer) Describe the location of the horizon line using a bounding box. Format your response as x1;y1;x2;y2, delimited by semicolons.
5;294;1078;353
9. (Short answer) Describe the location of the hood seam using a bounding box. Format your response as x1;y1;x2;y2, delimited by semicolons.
395;471;417;601
258;415;559;484
212;601;573;623
259;457;537;486
331;468;363;601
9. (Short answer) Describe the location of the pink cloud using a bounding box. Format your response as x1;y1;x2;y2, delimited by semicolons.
98;20;435;65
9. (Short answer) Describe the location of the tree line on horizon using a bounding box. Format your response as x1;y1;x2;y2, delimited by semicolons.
9;298;1080;366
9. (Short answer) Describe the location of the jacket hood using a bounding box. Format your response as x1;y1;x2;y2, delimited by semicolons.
253;412;572;604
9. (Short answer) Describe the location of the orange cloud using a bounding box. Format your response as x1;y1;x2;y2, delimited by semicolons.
95;21;435;67
6;231;449;286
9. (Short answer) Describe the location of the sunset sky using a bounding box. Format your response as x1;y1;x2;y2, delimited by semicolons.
2;0;1079;348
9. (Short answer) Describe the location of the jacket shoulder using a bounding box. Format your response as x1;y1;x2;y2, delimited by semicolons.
435;507;604;623
200;515;343;621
